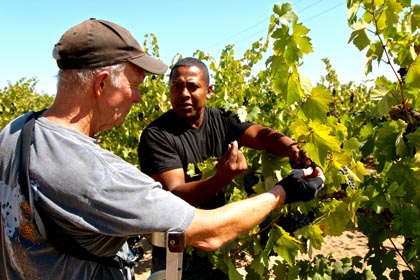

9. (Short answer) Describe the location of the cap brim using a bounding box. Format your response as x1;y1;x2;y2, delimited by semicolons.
129;54;168;75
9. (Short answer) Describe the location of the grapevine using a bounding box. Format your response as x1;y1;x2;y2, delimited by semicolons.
1;1;420;278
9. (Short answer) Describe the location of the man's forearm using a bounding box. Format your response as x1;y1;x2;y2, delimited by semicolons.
186;183;286;251
170;174;233;207
241;125;296;158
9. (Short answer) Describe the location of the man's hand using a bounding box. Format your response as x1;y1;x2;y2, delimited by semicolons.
288;144;313;169
216;141;248;180
279;166;325;203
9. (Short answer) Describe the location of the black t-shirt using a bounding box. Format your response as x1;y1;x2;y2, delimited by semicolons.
139;107;253;183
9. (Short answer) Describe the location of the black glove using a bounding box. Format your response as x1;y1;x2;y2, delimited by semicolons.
279;169;323;203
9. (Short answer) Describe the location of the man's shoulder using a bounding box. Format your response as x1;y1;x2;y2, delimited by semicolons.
205;106;230;118
206;106;241;122
206;106;224;113
0;113;31;146
141;110;179;143
145;110;177;129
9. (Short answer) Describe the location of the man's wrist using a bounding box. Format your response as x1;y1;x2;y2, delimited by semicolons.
270;183;287;206
212;172;234;187
287;142;299;149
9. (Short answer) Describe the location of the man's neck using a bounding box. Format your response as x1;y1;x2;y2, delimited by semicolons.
42;107;93;136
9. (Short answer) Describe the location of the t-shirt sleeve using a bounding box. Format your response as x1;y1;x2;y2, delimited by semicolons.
224;110;254;142
88;157;195;234
138;127;182;175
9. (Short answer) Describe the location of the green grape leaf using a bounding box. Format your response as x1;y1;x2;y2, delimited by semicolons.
197;157;218;178
273;2;297;25
301;85;332;120
395;131;408;157
348;22;371;51
412;4;420;30
375;120;407;161
272;225;300;265
270;58;290;96
291;119;341;168
330;152;352;171
294;224;324;250
359;123;374;140
371;87;390;117
321;201;351;236
263;228;280;260
387;182;407;213
405;55;420;88
391;205;420;236
376;0;402;34
186;163;195;177
244;266;263;280
292;23;313;55
348;1;360;24
366;41;385;67
247;255;265;277
225;256;243;280
343;137;360;156
299;73;313;95
246;106;261;122
336;122;348;141
286;71;305;104
406;128;420;151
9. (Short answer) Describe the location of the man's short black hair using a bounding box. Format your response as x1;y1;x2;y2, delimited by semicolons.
169;57;210;86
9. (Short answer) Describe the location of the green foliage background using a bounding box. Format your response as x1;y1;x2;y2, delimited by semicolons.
1;1;420;279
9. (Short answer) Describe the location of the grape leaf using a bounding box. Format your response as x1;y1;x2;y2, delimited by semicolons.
291;119;341;168
291;23;313;55
348;22;371;51
286;70;305;104
321;201;351;236
294;224;324;250
405;55;420;88
376;0;402;35
273;2;297;25
412;4;420;30
391;205;420;236
225;256;243;280
375;120;407;162
301;85;332;120
246;254;266;277
272;225;300;265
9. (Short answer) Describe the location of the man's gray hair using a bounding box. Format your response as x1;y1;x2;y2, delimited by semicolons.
56;63;126;92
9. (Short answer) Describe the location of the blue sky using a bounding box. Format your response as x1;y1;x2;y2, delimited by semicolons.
0;0;401;95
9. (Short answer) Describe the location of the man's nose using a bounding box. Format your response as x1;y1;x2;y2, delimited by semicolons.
179;86;191;97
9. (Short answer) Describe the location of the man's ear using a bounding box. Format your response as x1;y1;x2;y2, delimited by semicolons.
93;71;110;97
206;85;213;99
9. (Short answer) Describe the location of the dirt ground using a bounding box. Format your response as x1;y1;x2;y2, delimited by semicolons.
134;228;406;280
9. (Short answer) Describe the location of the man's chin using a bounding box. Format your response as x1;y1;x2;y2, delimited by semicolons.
175;108;193;117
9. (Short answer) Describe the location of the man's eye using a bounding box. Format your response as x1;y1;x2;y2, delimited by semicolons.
187;84;198;91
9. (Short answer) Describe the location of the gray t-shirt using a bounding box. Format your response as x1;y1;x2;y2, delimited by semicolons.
0;112;195;279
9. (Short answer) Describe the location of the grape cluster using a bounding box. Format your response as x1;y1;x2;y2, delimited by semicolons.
243;173;259;195
289;149;317;169
339;166;355;189
389;104;420;133
277;211;315;234
259;211;315;245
